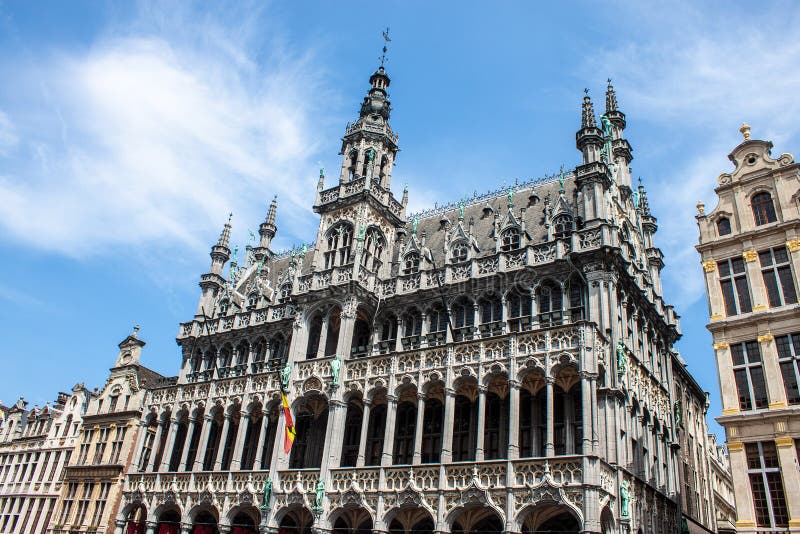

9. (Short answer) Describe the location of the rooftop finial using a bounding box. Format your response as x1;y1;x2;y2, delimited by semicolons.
217;213;233;248
740;122;751;140
132;325;140;338
605;78;618;113
558;164;566;193
581;90;597;129
380;27;391;67
267;196;278;226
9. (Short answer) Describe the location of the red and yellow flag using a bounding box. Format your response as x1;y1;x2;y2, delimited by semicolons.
281;390;296;454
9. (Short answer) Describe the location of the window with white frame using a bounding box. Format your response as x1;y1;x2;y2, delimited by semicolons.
776;333;800;405
759;247;797;307
403;252;420;275
745;441;789;527
731;341;768;411
451;241;469;263
718;257;752;316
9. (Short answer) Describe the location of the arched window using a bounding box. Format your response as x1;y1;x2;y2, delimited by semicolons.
268;334;287;368
428;304;447;335
402;309;423;349
420;398;444;463
377;314;398;353
568;280;586;321
393;401;417;465
752;192;777;225
350;310;372;358
190;349;203;374
451;241;469;263
507;288;532;332
717;217;732;236
365;403;386;466
479;295;503;336
218;345;234;371
451;297;474;341
340;400;363;467
501;228;521;251
324;223;354;269
218;298;230;316
537;282;563;326
348;150;358;181
306;313;323;359
247;292;259;309
252;338;266;363
361;227;386;272
235;341;249;366
403;253;420;275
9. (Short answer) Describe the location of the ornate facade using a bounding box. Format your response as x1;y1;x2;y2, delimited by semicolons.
0;386;91;534
696;125;800;531
48;328;166;534
116;64;715;534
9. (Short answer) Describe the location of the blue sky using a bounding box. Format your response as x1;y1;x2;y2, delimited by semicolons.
2;1;800;437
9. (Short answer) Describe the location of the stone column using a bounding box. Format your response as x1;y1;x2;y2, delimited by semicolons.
356;400;371;467
420;313;429;348
252;414;270;471
776;437;800;525
381;396;398;466
475;386;487;461
229;412;250;470
178;417;197;472
316;316;329;359
727;441;757;530
193;414;214;471
180;524;192;534
440;388;456;464
213;415;231;470
759;334;789;409
145;521;157;534
508;381;520;460
412;394;426;464
713;343;739;415
322;400;347;470
159;418;180;472
147;421;165;472
545;378;555;457
114;520;126;534
581;373;592;454
393;317;403;352
744;249;769;312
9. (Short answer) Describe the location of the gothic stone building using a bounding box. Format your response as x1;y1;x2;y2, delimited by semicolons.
118;65;695;534
696;125;800;532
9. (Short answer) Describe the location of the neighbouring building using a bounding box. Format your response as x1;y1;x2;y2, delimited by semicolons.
670;352;735;534
111;56;728;534
696;124;800;531
49;327;166;534
0;386;92;534
707;434;736;533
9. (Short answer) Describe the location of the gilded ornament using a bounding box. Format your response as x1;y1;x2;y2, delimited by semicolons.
786;239;800;252
742;250;757;262
701;260;716;273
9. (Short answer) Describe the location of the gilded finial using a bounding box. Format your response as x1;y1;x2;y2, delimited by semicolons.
132;325;140;337
740;123;751;140
696;201;705;215
380;28;391;66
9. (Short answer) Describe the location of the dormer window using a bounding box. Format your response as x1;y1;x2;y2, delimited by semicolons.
247;292;259;309
324;222;354;269
752;192;777;225
218;299;230;316
501;228;521;251
278;283;291;303
403;253;420;275
452;242;469;263
716;217;731;236
554;215;573;239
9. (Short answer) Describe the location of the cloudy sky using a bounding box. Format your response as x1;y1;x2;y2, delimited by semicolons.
1;1;799;434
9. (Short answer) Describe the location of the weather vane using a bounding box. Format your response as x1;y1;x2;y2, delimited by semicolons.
584;88;590;96
380;27;391;66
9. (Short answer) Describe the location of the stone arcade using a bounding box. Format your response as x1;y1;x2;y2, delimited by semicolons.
116;62;707;534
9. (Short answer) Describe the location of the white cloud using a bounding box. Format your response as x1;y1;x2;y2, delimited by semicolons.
0;6;329;258
582;2;800;308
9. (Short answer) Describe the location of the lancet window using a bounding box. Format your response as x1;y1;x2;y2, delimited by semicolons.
501;227;521;251
324;222;354;269
361;227;386;272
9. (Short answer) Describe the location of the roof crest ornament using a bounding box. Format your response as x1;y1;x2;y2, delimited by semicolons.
380;28;391;67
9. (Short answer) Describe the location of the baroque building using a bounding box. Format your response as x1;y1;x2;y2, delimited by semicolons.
49;327;166;534
116;62;717;534
696;125;800;532
0;386;92;534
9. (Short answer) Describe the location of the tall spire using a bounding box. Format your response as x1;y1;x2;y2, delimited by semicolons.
255;197;278;260
209;214;232;276
581;89;597;129
637;179;651;217
605;78;618;113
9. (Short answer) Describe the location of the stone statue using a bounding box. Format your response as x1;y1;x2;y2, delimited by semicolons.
330;355;341;386
411;217;419;236
260;479;273;510
616;340;626;380
280;362;291;390
673;400;682;427
620;480;630;518
314;478;325;509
